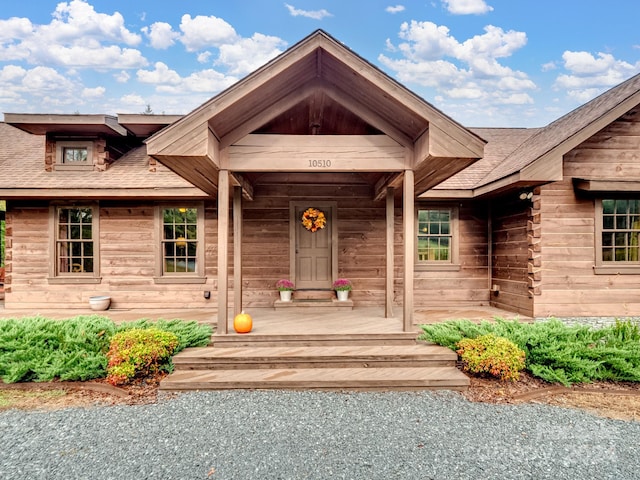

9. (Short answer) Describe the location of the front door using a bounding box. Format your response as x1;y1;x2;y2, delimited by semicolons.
291;202;337;289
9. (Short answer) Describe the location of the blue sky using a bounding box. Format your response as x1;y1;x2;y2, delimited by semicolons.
0;0;639;127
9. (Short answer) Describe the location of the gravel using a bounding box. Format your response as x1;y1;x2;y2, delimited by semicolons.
1;390;639;480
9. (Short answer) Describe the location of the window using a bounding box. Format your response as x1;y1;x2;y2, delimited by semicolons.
599;199;640;264
50;205;100;283
62;147;88;164
55;141;93;170
416;206;459;270
156;205;205;283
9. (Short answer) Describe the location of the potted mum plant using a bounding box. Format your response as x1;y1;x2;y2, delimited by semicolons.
276;279;295;302
332;278;352;301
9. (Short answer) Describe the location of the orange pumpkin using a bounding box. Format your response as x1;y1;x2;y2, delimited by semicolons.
233;311;253;334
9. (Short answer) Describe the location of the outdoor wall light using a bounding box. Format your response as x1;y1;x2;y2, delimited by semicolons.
519;191;533;200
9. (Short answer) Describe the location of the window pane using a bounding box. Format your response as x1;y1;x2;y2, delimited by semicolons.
603;216;614;230
615;200;628;215
616;216;628;230
602;199;615;214
63;147;88;163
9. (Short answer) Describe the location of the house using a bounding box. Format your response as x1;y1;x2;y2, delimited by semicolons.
1;30;640;333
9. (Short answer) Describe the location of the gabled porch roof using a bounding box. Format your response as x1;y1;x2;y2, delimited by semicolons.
146;30;485;198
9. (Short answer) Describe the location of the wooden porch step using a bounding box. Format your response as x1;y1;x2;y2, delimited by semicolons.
274;298;353;311
159;366;470;391
172;344;457;370
211;332;419;347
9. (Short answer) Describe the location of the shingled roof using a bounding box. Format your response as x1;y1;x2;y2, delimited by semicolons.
0;122;207;199
433;71;640;195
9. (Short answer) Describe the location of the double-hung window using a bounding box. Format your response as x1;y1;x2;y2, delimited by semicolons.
416;206;459;270
156;205;205;283
596;199;640;272
50;205;100;282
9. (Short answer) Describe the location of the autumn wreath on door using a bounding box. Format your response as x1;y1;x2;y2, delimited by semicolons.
301;207;326;232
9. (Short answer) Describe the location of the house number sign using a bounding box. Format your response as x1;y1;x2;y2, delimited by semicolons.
308;159;332;168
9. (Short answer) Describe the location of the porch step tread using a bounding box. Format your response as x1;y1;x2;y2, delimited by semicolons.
173;344;456;369
159;366;470;391
212;332;420;347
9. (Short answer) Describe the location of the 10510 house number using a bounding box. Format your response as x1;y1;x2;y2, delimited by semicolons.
308;159;332;168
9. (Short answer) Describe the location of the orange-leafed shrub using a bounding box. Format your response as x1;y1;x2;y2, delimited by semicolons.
106;328;178;386
456;334;526;381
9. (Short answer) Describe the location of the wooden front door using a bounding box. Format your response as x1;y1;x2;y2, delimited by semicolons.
291;202;337;289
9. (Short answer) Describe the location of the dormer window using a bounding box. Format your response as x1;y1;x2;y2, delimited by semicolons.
55;140;93;170
63;146;88;164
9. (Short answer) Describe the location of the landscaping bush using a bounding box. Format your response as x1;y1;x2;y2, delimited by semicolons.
456;334;526;381
0;315;116;383
0;316;213;384
420;318;640;386
106;328;179;386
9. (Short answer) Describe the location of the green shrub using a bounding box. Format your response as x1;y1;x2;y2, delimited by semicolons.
106;328;179;386
117;318;211;353
421;318;640;386
456;334;526;381
0;316;212;384
0;315;116;383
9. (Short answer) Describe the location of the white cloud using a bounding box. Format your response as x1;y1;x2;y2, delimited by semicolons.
442;0;493;15
178;14;238;52
142;22;179;50
114;70;130;83
285;4;332;20
197;51;212;64
217;33;286;76
380;20;535;125
136;62;182;85
157;69;237;95
386;5;405;14
542;61;556;72
553;50;640;102
82;86;105;99
120;93;147;107
0;0;147;68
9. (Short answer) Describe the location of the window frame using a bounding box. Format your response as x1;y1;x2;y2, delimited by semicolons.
594;198;640;274
154;203;206;284
415;204;460;272
55;140;94;171
48;203;101;284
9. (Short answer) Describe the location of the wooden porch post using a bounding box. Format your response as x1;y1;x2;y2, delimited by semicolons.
233;186;243;317
403;170;414;331
217;169;230;334
385;187;394;318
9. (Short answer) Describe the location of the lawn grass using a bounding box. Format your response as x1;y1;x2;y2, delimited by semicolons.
420;318;640;386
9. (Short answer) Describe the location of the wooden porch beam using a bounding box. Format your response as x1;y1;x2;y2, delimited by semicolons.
217;169;230;334
403;170;414;331
233;187;243;317
230;172;255;201
374;173;403;201
385;187;395;318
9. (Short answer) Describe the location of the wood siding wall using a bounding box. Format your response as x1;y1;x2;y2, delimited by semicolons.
4;201;218;310
412;202;490;307
535;108;640;317
5;188;493;311
490;197;534;316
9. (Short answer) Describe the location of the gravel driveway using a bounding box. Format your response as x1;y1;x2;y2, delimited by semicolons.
1;390;638;479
